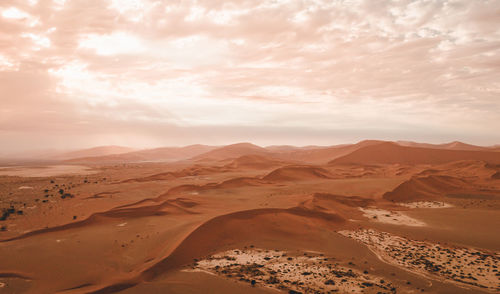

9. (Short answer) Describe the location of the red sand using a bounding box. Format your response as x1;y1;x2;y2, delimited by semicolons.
0;141;499;293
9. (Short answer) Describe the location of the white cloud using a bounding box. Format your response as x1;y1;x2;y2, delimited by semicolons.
78;32;145;55
0;55;17;70
109;0;144;14
21;33;51;50
1;7;30;19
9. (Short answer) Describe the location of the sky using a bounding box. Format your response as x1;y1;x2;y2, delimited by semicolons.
1;0;500;154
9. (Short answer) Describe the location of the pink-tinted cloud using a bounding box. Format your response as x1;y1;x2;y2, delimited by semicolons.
0;0;499;154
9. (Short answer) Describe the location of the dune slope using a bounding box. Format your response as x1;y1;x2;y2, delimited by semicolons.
330;142;500;165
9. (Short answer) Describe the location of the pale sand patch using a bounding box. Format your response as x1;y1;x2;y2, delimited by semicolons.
182;268;217;276
18;186;34;190
0;165;97;177
359;207;426;227
339;229;500;292
399;201;453;209
193;248;408;293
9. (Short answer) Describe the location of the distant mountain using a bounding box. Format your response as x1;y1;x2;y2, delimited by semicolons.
52;146;137;160
265;145;329;152
396;141;495;152
330;142;500;165
271;140;385;164
66;144;216;163
35;140;500;165
192;143;271;161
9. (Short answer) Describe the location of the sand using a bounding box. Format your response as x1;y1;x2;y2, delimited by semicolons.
339;229;500;292
0;165;97;177
0;141;499;293
192;248;413;293
399;201;454;209
359;207;426;226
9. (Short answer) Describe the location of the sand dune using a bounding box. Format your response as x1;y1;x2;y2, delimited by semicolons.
66;144;217;163
417;160;500;179
141;207;346;281
330;142;500;165
214;177;270;189
383;175;474;202
271;140;385;164
192;143;271;161
122;165;231;183
263;165;334;181
122;155;287;183
396;140;496;151
82;207;346;293
311;193;374;208
224;154;288;169
264;145;331;152
0;197;198;243
51;146;137;160
53;141;500;165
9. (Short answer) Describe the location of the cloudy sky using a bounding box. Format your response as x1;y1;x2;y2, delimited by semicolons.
1;0;499;153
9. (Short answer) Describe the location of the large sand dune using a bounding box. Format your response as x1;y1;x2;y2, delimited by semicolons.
330;142;500;165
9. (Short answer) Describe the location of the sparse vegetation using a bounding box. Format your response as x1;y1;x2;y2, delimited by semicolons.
61;193;74;199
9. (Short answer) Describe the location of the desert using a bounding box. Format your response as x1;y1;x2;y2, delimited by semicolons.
0;141;499;294
2;0;500;293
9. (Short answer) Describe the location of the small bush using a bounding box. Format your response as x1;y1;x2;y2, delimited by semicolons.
61;193;74;199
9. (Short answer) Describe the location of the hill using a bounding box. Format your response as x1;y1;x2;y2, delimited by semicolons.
272;140;385;164
383;175;468;202
66;144;216;163
263;165;334;181
329;142;500;165
192;143;271;161
396;141;495;151
50;146;137;160
224;154;289;169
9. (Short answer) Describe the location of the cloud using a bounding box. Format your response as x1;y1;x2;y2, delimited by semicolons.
0;0;499;153
78;32;145;55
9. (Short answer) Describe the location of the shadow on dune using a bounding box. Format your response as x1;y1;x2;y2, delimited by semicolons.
263;165;335;181
0;198;199;243
0;272;32;280
383;174;500;202
115;176;274;210
311;193;374;208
